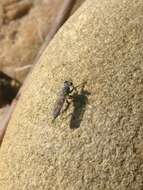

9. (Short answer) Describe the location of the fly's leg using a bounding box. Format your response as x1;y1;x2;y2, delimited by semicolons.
61;87;77;114
61;98;71;114
61;95;75;120
69;85;78;94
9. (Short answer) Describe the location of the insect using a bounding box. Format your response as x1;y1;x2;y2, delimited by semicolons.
52;80;76;121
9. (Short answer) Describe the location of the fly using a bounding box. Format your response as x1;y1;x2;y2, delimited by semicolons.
52;80;75;121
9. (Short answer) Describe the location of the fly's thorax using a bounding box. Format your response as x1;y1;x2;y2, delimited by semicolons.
60;82;70;95
63;81;74;94
57;81;74;97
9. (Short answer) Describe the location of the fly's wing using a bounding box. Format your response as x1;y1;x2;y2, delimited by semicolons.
52;95;65;119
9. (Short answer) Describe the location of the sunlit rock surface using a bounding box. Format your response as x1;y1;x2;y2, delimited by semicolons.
0;0;143;189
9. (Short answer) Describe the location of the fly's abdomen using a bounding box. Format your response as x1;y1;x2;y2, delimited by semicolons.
52;96;65;119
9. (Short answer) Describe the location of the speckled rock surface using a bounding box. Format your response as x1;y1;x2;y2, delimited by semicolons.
0;0;143;189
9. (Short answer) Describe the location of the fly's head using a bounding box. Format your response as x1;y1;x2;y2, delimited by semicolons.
64;80;73;87
63;80;74;95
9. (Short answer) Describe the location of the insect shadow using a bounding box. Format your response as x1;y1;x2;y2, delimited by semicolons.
69;83;90;129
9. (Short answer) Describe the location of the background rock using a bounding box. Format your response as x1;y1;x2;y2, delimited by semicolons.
0;0;143;189
0;0;85;82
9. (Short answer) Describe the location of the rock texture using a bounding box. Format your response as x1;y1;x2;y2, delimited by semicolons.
0;0;143;189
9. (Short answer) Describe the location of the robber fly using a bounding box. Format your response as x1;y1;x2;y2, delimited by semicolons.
52;80;76;121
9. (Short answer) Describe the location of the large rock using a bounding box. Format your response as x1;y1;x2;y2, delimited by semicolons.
0;0;143;189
